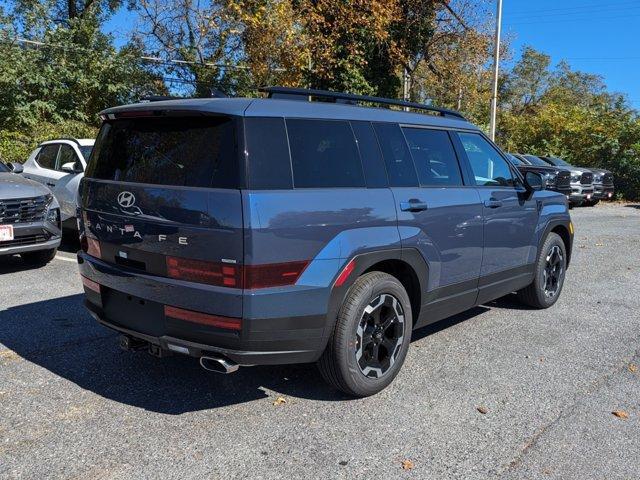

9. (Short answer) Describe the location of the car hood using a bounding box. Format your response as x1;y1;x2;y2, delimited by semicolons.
516;164;567;174
589;168;611;175
563;166;592;175
0;173;51;199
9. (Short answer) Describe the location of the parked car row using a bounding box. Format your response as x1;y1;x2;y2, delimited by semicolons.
506;153;614;208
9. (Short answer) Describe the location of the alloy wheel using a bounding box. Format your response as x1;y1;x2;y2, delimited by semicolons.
355;294;405;378
543;245;564;298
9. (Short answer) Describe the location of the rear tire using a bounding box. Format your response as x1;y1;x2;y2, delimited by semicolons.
318;271;413;397
20;248;57;265
517;232;566;309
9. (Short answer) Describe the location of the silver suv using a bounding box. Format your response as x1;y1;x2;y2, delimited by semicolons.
0;161;62;264
22;138;94;231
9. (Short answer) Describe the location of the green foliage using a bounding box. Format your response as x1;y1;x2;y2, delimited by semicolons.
497;48;640;200
0;120;97;164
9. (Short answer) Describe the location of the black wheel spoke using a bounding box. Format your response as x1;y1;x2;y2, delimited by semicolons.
354;293;405;379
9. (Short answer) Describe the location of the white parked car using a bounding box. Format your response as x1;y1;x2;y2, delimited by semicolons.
22;138;94;231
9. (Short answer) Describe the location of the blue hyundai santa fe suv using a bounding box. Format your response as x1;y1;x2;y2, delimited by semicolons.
77;87;573;396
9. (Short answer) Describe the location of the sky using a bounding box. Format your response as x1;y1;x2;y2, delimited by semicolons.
104;0;640;108
502;0;640;108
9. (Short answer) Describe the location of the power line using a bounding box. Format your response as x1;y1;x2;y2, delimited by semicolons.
505;13;640;26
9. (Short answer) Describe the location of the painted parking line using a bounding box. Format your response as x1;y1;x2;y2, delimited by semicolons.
55;254;77;263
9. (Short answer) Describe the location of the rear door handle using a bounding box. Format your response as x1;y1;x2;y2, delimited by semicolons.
400;200;429;212
484;199;503;208
46;182;56;187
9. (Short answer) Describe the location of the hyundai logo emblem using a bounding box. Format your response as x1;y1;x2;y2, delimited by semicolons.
117;191;136;208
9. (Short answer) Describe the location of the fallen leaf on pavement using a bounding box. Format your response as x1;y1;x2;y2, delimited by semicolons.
612;410;629;419
477;406;488;414
578;245;586;249
629;364;638;373
401;459;414;470
272;396;287;406
595;243;604;246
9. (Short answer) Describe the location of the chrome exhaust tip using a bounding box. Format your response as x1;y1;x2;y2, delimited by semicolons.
200;355;239;374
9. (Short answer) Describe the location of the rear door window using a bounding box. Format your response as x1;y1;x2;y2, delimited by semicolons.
402;128;463;186
36;145;60;170
286;119;365;188
86;116;238;188
372;123;418;187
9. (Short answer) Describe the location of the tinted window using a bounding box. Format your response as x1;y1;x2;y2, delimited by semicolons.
373;123;418;187
523;155;549;167
286;119;364;188
0;162;9;173
86;116;238;188
79;146;93;161
458;133;515;187
245;117;292;189
402;128;462;186
506;153;524;165
351;121;387;188
57;145;77;171
37;145;59;170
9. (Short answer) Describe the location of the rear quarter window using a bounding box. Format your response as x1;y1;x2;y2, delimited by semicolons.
245;117;293;189
85;116;239;188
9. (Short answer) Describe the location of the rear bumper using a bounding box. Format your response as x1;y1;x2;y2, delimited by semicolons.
77;252;329;365
593;184;614;200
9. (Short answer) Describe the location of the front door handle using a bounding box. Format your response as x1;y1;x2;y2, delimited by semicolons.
46;182;56;187
400;200;429;212
484;199;503;208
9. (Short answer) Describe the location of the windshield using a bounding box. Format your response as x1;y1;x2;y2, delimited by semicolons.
0;162;9;173
545;156;571;167
523;155;551;167
85;116;238;188
79;145;93;161
506;153;524;165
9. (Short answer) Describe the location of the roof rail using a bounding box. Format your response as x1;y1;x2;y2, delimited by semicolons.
139;89;228;103
259;86;467;121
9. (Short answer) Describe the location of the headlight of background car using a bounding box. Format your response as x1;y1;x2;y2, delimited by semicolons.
44;194;60;227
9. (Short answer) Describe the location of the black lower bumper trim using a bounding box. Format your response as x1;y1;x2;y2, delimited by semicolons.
85;301;321;365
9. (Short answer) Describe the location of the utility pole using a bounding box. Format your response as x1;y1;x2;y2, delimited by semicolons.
489;0;503;141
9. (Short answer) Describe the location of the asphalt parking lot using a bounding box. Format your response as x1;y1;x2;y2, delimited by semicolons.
1;203;639;479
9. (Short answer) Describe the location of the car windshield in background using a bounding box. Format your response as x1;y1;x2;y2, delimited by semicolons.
85;116;238;188
545;156;572;167
523;155;551;167
506;154;524;165
79;146;93;161
0;162;9;173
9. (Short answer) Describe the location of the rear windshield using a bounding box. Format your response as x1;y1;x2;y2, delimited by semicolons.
85;116;238;188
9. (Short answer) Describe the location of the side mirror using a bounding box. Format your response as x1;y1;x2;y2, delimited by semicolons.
8;162;23;174
61;162;82;174
524;171;544;192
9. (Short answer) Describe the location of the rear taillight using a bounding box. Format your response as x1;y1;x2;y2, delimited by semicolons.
243;261;309;289
81;275;101;294
164;305;241;331
165;256;308;289
80;235;101;259
166;257;241;287
87;237;101;259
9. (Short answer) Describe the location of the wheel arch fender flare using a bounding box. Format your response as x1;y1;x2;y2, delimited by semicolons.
539;219;573;267
319;248;429;351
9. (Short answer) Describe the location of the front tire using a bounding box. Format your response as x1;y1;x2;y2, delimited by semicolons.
20;248;57;265
318;271;413;397
517;232;567;309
